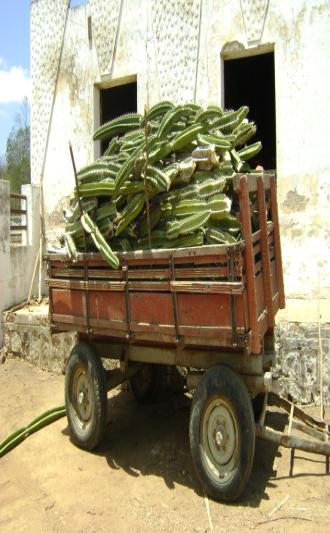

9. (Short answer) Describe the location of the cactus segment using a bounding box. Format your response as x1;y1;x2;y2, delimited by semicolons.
166;210;211;240
64;198;97;223
93;113;142;141
104;136;120;156
64;233;79;261
137;204;162;237
114;193;145;236
95;202;117;222
63;100;260;256
146;101;175;122
168;198;207;218
195;105;223;123
77;179;115;197
81;212;119;268
146;165;171;191
233;122;257;147
197;133;232;151
114;145;145;191
238;141;262;161
170;123;204;151
205;227;237;245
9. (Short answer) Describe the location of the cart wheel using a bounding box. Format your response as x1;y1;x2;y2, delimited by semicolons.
130;364;162;403
189;365;255;502
65;342;107;451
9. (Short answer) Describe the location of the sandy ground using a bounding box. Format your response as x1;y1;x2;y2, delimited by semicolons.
1;358;330;533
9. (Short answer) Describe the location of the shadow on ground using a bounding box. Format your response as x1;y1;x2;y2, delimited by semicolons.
71;389;290;507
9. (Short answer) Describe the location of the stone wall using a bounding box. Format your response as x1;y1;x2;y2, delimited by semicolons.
275;321;330;405
2;302;77;374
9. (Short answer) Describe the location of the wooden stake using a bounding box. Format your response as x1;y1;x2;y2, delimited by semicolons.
28;248;40;301
143;105;152;249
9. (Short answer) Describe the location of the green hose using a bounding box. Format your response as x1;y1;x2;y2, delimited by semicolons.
0;406;66;458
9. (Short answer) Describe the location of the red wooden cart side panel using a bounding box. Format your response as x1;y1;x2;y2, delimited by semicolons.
177;293;245;329
88;292;126;321
130;292;174;325
255;273;265;315
52;289;126;322
52;289;84;317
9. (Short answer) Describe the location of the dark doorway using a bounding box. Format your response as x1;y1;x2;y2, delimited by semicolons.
100;81;137;154
224;52;276;170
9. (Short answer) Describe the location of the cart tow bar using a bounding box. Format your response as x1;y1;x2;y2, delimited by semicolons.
256;389;330;475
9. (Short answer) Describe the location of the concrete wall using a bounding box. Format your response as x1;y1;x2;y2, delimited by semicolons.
30;0;330;315
29;1;330;399
0;180;40;346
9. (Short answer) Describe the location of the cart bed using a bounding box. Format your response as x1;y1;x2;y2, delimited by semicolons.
46;173;284;355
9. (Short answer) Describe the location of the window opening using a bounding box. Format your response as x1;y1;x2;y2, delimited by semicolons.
224;52;276;170
100;81;137;155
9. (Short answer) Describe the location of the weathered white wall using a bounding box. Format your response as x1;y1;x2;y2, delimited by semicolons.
0;180;40;346
30;0;330;322
0;180;11;345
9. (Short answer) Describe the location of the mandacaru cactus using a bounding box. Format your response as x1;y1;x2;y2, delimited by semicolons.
61;101;263;268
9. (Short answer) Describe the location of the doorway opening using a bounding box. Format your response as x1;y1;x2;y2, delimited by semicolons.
223;51;276;170
100;80;137;155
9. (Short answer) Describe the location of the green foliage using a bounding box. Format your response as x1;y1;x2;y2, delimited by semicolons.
5;124;30;193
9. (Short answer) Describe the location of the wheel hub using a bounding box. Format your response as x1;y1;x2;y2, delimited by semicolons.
204;401;237;474
75;372;92;421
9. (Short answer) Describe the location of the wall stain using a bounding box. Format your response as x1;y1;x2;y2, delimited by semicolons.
283;189;307;212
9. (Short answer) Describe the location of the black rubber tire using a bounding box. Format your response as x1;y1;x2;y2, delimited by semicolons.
65;342;107;451
130;364;163;404
189;365;255;502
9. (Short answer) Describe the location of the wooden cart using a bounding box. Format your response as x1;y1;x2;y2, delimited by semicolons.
46;173;286;501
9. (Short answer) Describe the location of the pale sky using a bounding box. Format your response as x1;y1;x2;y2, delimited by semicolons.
0;0;30;159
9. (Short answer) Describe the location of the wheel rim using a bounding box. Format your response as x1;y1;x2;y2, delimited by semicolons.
201;397;239;486
70;363;94;428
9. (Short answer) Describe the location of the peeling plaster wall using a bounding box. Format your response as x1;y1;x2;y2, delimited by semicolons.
30;1;330;396
0;181;40;346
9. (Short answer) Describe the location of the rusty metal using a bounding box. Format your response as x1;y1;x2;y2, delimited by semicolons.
122;256;132;341
169;253;180;343
10;194;27;234
257;392;330;460
227;245;237;345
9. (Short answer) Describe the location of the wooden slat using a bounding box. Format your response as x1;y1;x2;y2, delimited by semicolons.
270;176;285;308
10;193;27;200
233;172;273;194
258;178;275;328
10;225;27;231
50;265;238;281
51;314;246;337
238;175;260;354
10;208;27;215
48;278;244;295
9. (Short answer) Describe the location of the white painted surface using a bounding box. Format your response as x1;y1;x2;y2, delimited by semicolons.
30;0;330;319
0;181;40;346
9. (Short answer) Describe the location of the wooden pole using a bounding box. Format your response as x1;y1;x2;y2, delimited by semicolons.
143;105;152;249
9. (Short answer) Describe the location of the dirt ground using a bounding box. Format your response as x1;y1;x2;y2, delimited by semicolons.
1;359;330;533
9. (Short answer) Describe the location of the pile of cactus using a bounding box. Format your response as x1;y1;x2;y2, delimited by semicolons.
62;101;262;268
